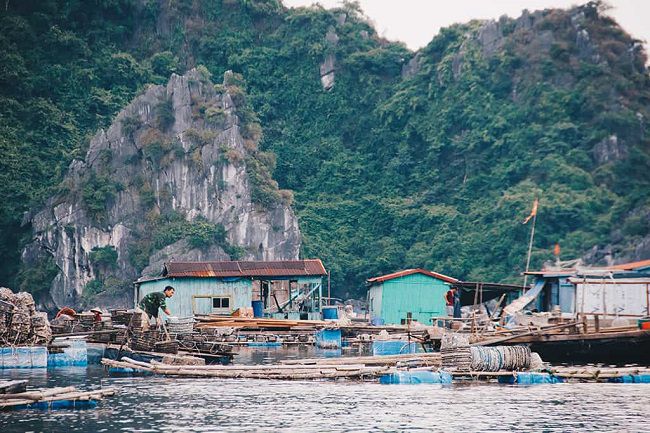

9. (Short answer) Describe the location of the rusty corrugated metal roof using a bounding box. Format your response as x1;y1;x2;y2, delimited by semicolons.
527;258;650;276
367;268;458;285
163;259;327;278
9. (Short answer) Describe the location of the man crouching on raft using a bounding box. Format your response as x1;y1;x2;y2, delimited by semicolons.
138;285;175;329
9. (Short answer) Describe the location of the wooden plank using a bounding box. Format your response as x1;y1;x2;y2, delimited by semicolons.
473;322;579;346
103;357;388;380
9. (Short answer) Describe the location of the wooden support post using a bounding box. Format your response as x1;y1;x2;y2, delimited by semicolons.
594;314;600;333
470;311;476;335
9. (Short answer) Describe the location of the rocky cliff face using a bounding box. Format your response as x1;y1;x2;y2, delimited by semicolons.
22;69;300;310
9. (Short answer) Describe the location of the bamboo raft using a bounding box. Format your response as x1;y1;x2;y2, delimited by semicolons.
194;316;327;330
0;384;116;410
101;356;390;380
549;365;650;380
101;355;650;384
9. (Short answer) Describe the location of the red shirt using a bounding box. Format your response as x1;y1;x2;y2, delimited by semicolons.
445;290;454;306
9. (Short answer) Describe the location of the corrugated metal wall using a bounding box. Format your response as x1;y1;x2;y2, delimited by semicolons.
368;285;382;320
379;273;449;325
138;277;253;318
575;279;649;316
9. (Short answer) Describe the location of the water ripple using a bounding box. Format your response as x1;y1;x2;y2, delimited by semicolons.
2;363;650;432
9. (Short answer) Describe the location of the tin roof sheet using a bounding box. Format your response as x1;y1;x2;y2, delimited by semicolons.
526;259;650;277
367;268;458;285
163;259;327;278
606;259;650;271
453;281;525;291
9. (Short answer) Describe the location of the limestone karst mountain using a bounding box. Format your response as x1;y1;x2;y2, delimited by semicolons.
22;68;300;310
2;0;649;301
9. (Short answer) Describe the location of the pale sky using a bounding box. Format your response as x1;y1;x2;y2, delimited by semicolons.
282;0;649;50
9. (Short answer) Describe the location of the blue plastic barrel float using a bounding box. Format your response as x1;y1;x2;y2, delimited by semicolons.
48;339;88;368
252;300;264;318
372;340;417;356
322;306;338;320
380;371;453;385
0;346;48;369
608;374;650;383
315;329;341;349
498;372;563;385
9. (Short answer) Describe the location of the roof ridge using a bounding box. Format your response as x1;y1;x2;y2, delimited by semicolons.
367;268;458;284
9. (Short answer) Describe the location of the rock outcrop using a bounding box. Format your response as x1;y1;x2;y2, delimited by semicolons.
22;69;301;310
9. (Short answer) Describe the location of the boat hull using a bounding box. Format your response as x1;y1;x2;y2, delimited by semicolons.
501;329;650;364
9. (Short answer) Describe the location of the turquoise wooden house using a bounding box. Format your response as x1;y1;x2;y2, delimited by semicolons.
135;260;327;319
367;269;458;325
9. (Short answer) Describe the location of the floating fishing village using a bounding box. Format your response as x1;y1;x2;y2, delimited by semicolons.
2;0;650;430
1;254;649;411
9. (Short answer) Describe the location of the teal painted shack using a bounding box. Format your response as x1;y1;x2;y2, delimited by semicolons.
135;260;327;319
367;269;458;325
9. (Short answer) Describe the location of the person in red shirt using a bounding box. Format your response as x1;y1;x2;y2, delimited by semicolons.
90;308;103;323
444;288;456;317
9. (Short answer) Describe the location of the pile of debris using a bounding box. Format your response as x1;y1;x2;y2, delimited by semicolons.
0;288;51;346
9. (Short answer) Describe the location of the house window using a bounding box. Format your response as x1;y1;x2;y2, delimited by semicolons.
212;296;230;309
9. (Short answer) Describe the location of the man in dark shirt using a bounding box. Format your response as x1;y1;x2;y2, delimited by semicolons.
139;286;175;323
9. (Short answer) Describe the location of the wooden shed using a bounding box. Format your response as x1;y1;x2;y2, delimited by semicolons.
135;260;327;319
366;269;458;325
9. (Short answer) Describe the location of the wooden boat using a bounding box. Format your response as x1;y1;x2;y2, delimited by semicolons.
0;380;27;395
103;343;234;365
497;328;650;364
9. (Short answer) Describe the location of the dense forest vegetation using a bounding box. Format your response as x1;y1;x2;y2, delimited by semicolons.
1;0;648;299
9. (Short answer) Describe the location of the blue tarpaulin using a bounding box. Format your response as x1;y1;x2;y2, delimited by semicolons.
503;279;545;316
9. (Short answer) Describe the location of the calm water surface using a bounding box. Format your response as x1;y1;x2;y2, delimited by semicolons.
1;347;649;433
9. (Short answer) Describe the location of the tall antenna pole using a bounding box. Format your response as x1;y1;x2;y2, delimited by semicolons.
522;212;537;291
327;270;331;306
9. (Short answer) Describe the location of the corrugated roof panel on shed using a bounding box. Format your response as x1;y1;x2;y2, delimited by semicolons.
606;259;650;271
367;268;458;285
163;259;326;278
525;259;650;277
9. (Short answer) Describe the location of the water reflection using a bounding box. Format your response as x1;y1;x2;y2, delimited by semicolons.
1;349;649;432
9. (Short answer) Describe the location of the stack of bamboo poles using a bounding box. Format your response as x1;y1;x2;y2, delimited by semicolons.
280;352;442;367
0;385;116;410
447;366;650;381
550;366;650;380
472;322;582;346
102;356;390;380
194;315;327;330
